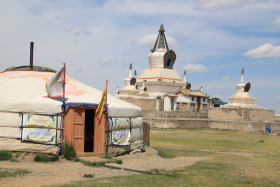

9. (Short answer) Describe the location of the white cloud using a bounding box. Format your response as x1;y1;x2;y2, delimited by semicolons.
100;58;113;65
99;58;125;65
222;76;231;80
276;95;280;100
134;34;157;47
273;15;280;24
66;26;91;36
244;43;280;58
166;36;181;49
134;34;181;49
170;31;185;38
195;0;266;11
183;64;207;73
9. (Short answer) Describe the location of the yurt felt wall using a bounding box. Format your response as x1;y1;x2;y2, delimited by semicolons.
0;111;63;154
106;116;143;154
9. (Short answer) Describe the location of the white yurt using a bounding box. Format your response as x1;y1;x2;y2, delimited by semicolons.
0;65;144;156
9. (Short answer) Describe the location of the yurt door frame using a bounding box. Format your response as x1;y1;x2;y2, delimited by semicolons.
64;106;105;156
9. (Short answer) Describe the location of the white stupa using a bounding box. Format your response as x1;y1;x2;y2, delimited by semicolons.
116;24;186;99
135;24;186;98
222;68;262;109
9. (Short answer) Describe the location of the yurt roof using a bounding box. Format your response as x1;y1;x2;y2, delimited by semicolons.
0;66;141;117
2;65;56;73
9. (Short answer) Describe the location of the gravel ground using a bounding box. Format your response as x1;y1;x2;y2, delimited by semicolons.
0;147;210;187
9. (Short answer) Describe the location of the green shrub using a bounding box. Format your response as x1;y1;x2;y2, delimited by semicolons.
94;161;106;167
0;150;12;161
115;159;122;164
80;160;94;167
10;158;19;163
49;155;59;162
15;152;21;158
34;153;59;162
80;160;106;167
71;156;80;162
102;154;112;159
34;154;48;162
61;143;79;161
83;174;94;178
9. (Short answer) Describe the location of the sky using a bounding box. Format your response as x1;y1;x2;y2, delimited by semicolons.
0;0;280;114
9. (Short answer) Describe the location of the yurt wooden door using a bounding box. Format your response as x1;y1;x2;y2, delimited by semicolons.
64;106;105;156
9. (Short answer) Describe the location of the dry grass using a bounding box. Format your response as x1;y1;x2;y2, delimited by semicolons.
57;128;280;187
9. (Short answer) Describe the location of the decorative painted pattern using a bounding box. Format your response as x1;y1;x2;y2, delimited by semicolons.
0;71;86;96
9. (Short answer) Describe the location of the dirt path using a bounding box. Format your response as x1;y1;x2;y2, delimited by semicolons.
105;147;210;171
0;147;210;187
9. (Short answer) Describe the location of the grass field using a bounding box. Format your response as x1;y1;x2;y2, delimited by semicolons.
58;128;280;187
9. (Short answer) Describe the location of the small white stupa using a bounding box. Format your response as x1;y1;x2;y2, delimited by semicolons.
116;63;141;97
222;68;262;109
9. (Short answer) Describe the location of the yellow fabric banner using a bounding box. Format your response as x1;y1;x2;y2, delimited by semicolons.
95;84;107;124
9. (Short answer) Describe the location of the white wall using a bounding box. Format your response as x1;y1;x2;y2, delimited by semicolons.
176;93;192;102
164;97;172;111
146;84;183;94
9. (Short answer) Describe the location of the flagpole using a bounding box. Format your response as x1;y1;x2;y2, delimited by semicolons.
104;80;108;120
62;63;66;113
105;80;109;154
105;80;108;109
